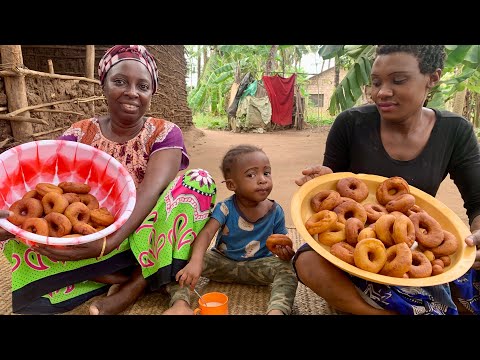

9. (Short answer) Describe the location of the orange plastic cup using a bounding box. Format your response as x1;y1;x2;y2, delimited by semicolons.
193;292;229;315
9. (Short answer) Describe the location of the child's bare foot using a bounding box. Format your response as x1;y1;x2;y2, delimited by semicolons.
162;300;194;315
89;267;146;315
267;309;285;315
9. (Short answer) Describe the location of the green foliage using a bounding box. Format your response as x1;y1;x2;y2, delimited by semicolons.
192;113;228;130
305;105;335;126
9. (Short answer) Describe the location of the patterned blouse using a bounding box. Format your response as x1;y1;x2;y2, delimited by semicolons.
58;117;189;188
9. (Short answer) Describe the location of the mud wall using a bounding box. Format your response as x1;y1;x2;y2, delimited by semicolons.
0;45;193;152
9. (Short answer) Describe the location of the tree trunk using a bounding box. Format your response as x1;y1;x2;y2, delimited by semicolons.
475;93;480;128
0;45;33;142
197;45;202;86
452;89;467;116
266;45;279;76
334;56;340;87
202;46;209;78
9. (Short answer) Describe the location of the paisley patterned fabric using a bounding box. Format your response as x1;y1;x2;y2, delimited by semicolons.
3;169;216;314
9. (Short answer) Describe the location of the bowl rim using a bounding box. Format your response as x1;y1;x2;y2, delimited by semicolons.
0;140;136;246
290;172;476;286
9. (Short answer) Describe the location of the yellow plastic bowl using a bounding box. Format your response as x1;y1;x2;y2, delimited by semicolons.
291;172;475;286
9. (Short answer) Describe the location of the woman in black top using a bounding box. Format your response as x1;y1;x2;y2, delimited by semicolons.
294;45;480;315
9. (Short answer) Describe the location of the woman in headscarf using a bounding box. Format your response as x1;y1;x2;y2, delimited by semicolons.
1;45;217;315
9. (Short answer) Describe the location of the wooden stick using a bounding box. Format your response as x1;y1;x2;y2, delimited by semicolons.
0;138;11;148
0;67;100;84
47;59;55;74
85;45;95;79
7;96;104;117
0;45;34;141
32;127;67;137
0;114;48;124
30;109;84;116
0;107;7;112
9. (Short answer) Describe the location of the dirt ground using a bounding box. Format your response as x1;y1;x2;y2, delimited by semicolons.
183;126;469;228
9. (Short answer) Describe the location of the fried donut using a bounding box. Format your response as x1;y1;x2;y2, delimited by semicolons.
22;190;42;200
317;221;346;246
375;176;410;205
374;214;396;247
63;192;82;204
364;203;388;223
22;217;49;236
409;212;444;248
79;194;100;210
73;222;97;235
333;201;367;225
64;202;91;226
345;217;364;246
379;242;412;278
392;214;415;248
41;192;69;215
90;207;115;226
407;251;432;278
266;234;293;252
431;264;444;276
35;183;63;197
305;210;338;235
353;238;387;273
440;256;451;267
388;211;406;219
330;241;355;265
407;204;426;217
44;212;72;237
430;230;458;257
431;259;445;268
8;198;44;226
336;177;369;203
337;196;356;206
310;190;341;212
385;193;416;214
423;250;435;262
357;227;377;242
58;181;91;194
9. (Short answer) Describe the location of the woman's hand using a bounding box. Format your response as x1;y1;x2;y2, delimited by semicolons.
0;210;12;219
176;259;203;290
271;244;295;261
295;165;333;186
0;210;13;241
32;236;107;262
465;229;480;270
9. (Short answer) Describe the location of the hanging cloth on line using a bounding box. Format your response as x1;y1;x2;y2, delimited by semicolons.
262;74;296;126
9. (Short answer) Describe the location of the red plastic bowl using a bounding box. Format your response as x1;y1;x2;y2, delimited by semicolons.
0;140;136;246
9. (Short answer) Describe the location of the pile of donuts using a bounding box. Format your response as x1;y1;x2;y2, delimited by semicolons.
7;182;115;238
304;176;459;278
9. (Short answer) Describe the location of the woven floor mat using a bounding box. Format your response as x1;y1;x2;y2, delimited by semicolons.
0;228;338;315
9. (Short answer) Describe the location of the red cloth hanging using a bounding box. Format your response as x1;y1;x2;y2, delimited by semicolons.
262;74;296;126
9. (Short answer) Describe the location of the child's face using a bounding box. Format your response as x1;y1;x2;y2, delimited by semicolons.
227;151;272;202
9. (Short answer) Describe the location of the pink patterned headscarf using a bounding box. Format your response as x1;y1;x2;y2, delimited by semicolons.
98;45;158;93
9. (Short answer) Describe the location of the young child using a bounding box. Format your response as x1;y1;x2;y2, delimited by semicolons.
176;144;298;315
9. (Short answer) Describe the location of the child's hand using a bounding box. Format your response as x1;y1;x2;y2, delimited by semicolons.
176;259;203;290
266;234;295;261
271;245;295;261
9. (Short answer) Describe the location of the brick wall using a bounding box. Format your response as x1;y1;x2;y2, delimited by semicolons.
306;67;347;115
